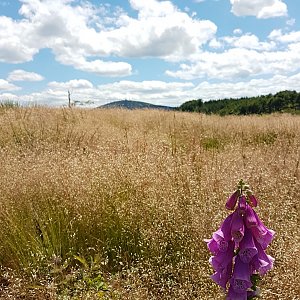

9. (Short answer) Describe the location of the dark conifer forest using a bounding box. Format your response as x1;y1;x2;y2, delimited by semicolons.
179;90;300;115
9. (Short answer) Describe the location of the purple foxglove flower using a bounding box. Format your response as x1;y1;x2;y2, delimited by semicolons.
238;195;247;215
226;285;247;300
261;255;275;275
210;241;235;272
230;256;252;293
251;240;275;276
231;210;245;244
205;237;219;255
213;229;229;252
245;205;257;228
252;226;275;250
206;229;228;255
238;228;258;263
207;181;275;299
205;213;234;254
211;259;233;291
251;210;275;250
220;212;234;241
248;194;258;207
225;190;240;210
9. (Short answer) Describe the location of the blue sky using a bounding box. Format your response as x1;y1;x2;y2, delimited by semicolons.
0;0;300;107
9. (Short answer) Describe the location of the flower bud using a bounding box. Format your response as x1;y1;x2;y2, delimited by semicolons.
225;190;240;210
245;206;257;228
231;210;244;244
238;195;247;215
248;194;258;207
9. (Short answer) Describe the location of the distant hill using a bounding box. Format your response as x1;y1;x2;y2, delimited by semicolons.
100;100;175;110
179;90;300;115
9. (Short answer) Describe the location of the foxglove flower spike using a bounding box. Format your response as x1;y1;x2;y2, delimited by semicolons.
206;181;275;299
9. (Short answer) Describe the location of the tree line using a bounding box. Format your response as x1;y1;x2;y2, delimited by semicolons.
179;90;300;115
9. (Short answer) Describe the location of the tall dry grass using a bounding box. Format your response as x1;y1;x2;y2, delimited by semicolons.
0;106;299;299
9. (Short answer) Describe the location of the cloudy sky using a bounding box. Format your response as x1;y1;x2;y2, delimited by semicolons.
0;0;300;107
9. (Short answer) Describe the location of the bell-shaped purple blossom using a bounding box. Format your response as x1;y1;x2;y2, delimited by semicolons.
226;190;240;210
245;205;257;228
210;240;235;272
230;256;252;293
205;213;234;255
205;237;220;255
238;195;247;215
251;210;275;250
248;194;258;207
220;212;234;241
213;229;229;252
251;240;275;276
231;210;245;244
211;259;233;291
238;228;258;263
226;285;247;300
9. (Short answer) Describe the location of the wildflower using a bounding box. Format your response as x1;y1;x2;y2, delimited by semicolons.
206;233;225;255
245;206;257;228
248;195;258;207
230;256;252;293
211;260;233;290
238;228;257;263
251;210;275;250
210;240;235;272
205;213;234;255
227;284;247;300
238;195;247;215
245;190;258;207
205;180;275;299
251;240;275;276
226;190;240;210
231;210;244;244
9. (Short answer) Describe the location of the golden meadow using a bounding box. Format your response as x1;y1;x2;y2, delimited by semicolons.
0;106;299;299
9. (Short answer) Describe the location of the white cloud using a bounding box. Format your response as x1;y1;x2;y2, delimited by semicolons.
0;0;132;76
209;38;223;49
129;0;176;18
230;0;288;19
1;80;194;107
209;33;276;51
0;93;19;102
53;50;133;77
104;0;217;60
0;0;217;76
268;29;300;43
0;16;39;63
286;18;296;26
101;80;193;94
7;69;44;82
0;79;21;92
48;79;94;90
222;34;276;51
166;43;300;80
233;28;242;35
192;73;300;101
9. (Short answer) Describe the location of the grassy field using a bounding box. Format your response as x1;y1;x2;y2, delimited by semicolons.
0;106;299;299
